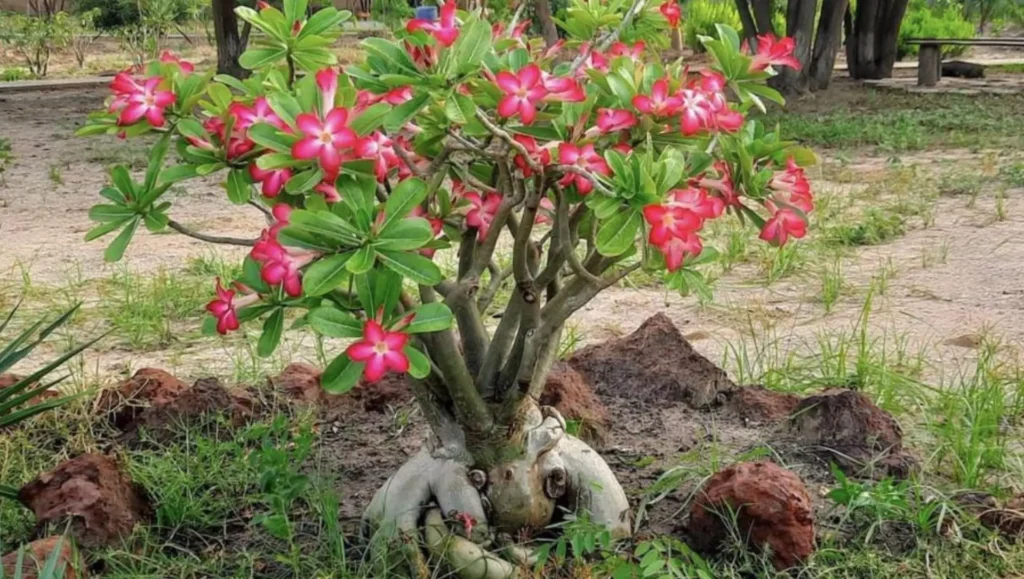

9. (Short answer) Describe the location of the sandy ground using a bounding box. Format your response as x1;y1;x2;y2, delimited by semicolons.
1;87;1024;389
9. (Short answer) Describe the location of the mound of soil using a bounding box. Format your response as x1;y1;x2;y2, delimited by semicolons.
539;362;610;446
0;373;57;405
1;536;84;579
271;363;411;417
728;385;802;424
18;454;150;549
95;368;189;429
786;389;914;478
568;313;735;407
688;461;815;570
119;377;254;444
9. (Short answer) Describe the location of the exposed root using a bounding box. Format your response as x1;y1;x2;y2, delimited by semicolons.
424;508;520;579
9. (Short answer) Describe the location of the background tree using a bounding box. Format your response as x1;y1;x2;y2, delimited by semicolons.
212;0;252;78
735;0;911;90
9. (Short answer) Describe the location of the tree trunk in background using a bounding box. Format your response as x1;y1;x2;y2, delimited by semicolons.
807;0;849;90
773;0;816;92
533;0;560;48
213;0;248;78
734;0;758;43
752;0;775;37
847;0;910;79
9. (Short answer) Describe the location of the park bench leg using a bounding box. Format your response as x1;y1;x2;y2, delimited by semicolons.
918;44;940;87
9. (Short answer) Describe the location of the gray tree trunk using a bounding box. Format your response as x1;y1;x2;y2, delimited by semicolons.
213;0;249;78
808;0;849;90
847;0;910;79
534;0;560;48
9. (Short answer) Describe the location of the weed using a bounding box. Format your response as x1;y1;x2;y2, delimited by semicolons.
47;165;64;186
825;207;905;246
0;136;11;186
996;188;1008;221
820;258;844;313
1000;162;1024;188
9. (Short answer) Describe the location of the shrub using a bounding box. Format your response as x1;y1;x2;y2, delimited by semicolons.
0;67;35;82
0;13;74;77
898;1;975;59
682;0;784;53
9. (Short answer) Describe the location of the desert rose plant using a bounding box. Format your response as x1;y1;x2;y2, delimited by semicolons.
78;0;813;573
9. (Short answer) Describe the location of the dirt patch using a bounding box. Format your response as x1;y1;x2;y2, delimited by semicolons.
786;389;915;479
1;536;84;579
539;362;610;446
687;461;815;570
568;313;736;408
17;453;151;549
271;363;412;417
119;377;254;444
728;385;802;424
95;368;190;430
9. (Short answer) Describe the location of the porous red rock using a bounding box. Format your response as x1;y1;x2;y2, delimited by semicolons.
688;461;815;570
95;368;189;429
1;536;84;579
729;385;801;423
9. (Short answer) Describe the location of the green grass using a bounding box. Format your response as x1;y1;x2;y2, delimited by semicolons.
765;92;1024;152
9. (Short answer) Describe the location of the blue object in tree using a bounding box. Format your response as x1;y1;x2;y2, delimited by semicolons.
414;5;438;21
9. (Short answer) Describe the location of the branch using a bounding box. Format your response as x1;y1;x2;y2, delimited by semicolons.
596;0;649;52
474;111;542;174
167;220;256;246
555;187;601;285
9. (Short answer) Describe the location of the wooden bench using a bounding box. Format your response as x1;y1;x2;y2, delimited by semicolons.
905;38;1024;86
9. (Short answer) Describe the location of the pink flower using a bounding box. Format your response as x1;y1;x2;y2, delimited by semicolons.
354;132;400;182
316;68;339;113
230;96;287;132
612;141;633;155
206;278;239;335
712;107;744;132
700;70;727;94
578;44;609;73
407;0;459;47
558;143;611;196
660;0;681;28
676;89;711;135
493;19;530;41
643;203;700;247
668;187;724;221
292;109;356;175
633;79;681;117
346;320;410;383
659;232;703;271
749;34;801;72
696;161;739;207
380;86;413;105
159;51;194;74
314;173;342;203
495;64;547;125
759;207;807;246
249;164;292;198
115;76;175;127
609;41;645;59
410;206;444;258
596;108;637;134
512;134;551;177
542;74;586;103
768;158;813;212
465;192;502;240
257;0;271;9
535;197;555;225
251;232;306;297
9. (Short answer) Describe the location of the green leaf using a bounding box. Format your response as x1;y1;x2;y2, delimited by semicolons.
111;165;135;198
287;209;363;245
285;167;324;195
159;164;200;186
374;218;434;251
85;219;128;242
381;177;427;230
249;122;298;152
302;252;354;296
322;354;363;395
453;18;492;73
384;92;429;132
350;102;391;136
405;345;430;379
104;218;140;262
346;245;377;274
308;306;363;338
89;204;135;222
299;6;347;38
226;168;251;204
258;309;285;358
362;37;419;74
144;132;171;192
596;210;641;257
239;47;289;70
405;303;453;334
377;250;442;286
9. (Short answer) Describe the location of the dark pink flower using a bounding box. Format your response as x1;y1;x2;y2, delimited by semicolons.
542;74;586;103
410;206;444;258
496;64;547;125
558;143;611;196
512;134;551;177
596;108;637;134
696;161;739;207
643;203;699;247
633;79;681;117
407;0;459;47
465;192;502;239
759;206;807;246
668;187;724;221
676;89;711;136
159;51;194;74
578;44;609;73
768;158;813;212
609;41;645;59
316;68;339;112
749;34;801;72
251;232;305;297
661;0;681;28
115;76;175;127
292;109;356;175
354;131;400;182
380;86;413;105
346;320;410;383
659;232;703;271
249;164;291;198
612;141;633;155
230;96;287;132
206;278;239;335
314;173;342;203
